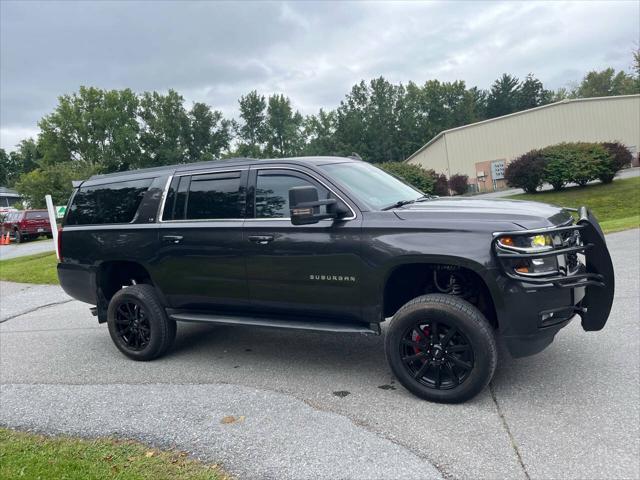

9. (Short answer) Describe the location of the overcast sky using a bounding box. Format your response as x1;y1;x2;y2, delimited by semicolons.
1;0;638;151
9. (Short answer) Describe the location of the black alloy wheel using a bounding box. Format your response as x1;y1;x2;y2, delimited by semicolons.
113;300;151;351
400;319;474;390
385;293;497;403
107;284;176;361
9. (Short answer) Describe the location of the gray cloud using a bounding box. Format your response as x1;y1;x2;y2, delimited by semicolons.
1;0;638;150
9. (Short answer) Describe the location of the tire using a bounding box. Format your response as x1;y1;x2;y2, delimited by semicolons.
107;284;176;361
385;293;497;403
14;230;22;243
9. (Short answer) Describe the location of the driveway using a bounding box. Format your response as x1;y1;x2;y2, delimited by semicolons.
1;229;638;479
0;238;54;260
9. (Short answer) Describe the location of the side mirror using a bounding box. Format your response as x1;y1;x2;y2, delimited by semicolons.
289;186;341;225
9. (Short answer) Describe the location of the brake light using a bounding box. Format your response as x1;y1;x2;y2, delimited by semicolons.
57;227;63;262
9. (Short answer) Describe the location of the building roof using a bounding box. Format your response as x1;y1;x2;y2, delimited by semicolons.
0;187;20;196
405;94;640;162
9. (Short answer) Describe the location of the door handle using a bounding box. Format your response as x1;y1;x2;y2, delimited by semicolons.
162;235;183;244
248;235;274;245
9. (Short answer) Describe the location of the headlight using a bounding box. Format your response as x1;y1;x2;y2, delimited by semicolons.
497;233;558;276
497;234;553;252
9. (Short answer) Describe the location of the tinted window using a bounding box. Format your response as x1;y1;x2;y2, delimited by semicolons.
161;176;188;221
161;178;178;221
26;211;47;220
255;171;329;218
66;178;153;225
185;172;242;220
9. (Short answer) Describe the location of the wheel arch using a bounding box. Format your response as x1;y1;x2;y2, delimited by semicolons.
380;256;501;329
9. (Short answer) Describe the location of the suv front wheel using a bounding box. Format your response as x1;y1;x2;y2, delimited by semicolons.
385;294;497;403
107;284;176;361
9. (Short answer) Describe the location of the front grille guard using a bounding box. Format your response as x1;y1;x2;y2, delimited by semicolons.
493;215;605;289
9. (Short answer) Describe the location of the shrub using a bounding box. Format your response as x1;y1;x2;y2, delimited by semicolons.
429;170;450;196
504;150;546;193
600;142;633;183
378;162;434;195
448;174;469;195
543;157;571;191
540;144;574;191
541;142;610;188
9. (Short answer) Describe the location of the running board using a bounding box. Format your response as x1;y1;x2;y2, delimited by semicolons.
167;311;380;335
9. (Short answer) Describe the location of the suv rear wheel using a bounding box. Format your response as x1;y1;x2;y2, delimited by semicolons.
385;293;497;403
107;284;176;361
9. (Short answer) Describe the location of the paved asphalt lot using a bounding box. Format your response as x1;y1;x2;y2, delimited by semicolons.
0;237;54;260
1;229;638;479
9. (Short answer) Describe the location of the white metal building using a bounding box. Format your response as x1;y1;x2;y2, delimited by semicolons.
406;94;640;192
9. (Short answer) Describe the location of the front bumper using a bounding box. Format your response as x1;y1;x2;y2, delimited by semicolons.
493;207;615;357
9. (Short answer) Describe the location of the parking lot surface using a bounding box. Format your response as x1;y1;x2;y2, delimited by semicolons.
1;229;638;479
0;238;54;260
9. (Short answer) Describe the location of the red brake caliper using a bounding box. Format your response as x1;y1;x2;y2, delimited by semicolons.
413;327;430;356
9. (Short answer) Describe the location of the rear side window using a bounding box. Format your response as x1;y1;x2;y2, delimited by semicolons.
187;172;242;220
25;211;46;220
163;171;243;220
66;178;153;225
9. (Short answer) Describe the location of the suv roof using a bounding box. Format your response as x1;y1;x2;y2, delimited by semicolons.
86;156;357;183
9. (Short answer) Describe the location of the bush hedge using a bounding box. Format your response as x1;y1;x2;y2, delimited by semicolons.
448;174;469;195
378;162;457;196
504;149;547;193
378;162;435;195
432;172;450;196
505;142;632;192
601;142;633;183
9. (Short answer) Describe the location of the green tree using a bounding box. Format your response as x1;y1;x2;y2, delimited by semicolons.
576;68;638;97
138;90;190;168
486;74;520;118
15;162;97;208
1;149;18;186
11;139;41;175
335;80;370;159
264;94;304;157
364;77;404;162
517;74;552;110
235;91;267;157
396;81;428;159
303;109;338;156
38;87;140;172
186;102;233;162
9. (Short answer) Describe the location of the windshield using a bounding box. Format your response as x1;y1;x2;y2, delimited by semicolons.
320;162;423;210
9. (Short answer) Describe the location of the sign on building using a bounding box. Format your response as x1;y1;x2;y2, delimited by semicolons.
491;160;505;180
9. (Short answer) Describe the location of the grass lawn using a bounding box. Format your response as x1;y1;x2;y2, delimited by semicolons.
506;176;640;233
0;251;59;284
0;428;227;480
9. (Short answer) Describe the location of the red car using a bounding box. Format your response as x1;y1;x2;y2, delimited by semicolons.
1;210;52;243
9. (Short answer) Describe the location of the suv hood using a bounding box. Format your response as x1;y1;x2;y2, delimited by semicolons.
393;197;572;229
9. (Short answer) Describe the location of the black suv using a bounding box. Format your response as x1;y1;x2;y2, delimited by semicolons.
57;156;614;403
